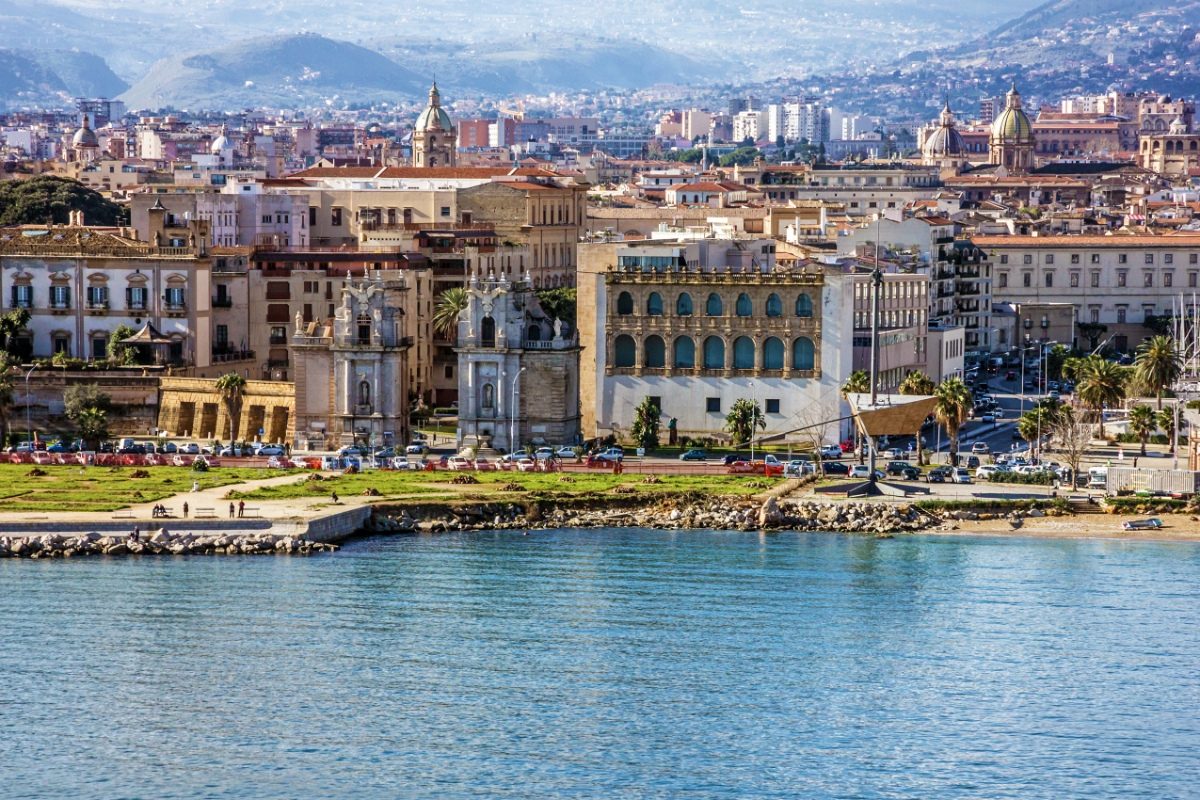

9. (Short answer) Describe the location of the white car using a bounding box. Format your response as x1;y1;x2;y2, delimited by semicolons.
850;464;884;480
555;446;577;458
951;467;973;484
534;447;554;461
975;465;1007;481
256;445;286;456
819;444;842;459
971;442;990;454
784;459;816;477
181;442;200;455
447;456;473;470
405;442;429;455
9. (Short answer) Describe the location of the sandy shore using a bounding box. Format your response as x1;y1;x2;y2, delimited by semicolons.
932;514;1200;542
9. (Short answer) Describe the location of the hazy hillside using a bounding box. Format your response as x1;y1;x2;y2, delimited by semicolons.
0;47;126;106
120;34;427;110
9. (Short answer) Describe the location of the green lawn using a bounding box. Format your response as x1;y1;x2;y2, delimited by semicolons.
0;464;299;513
227;470;773;504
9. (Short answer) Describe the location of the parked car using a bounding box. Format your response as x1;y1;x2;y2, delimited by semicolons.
256;445;286;456
180;443;200;455
784;460;816;477
821;461;850;475
534;447;555;461
722;453;751;465
926;467;952;483
980;413;997;424
885;460;912;476
975;465;1006;481
819;444;843;459
679;449;708;461
850;464;884;480
594;447;625;462
447;456;473;470
971;441;990;454
555;446;577;458
951;467;973;484
965;455;981;469
160;441;178;454
405;442;429;455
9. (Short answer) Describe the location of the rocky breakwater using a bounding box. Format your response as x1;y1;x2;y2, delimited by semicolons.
371;497;936;536
0;530;338;559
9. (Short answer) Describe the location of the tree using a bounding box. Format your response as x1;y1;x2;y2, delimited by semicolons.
1047;405;1090;487
1076;322;1108;353
1045;344;1070;382
725;398;766;447
1158;407;1178;455
1075;355;1127;437
0;175;122;226
0;353;14;447
535;287;577;329
1133;335;1182;410
214;372;247;442
1128;404;1156;457
64;384;112;450
432;288;467;342
898;370;935;465
934;378;972;465
0;308;30;360
1017;402;1060;457
107;324;140;366
841;370;870;462
630;397;661;450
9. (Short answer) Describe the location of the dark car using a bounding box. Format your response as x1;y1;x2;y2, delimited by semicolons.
679;449;707;461
117;445;146;455
821;461;850;475
723;453;751;465
927;467;952;483
885;460;912;476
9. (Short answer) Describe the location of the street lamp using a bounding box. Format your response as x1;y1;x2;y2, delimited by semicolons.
509;366;526;454
25;365;36;447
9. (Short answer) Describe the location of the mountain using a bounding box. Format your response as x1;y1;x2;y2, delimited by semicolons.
120;34;427;110
0;47;126;106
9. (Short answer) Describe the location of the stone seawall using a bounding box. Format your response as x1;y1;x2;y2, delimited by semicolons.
0;530;338;558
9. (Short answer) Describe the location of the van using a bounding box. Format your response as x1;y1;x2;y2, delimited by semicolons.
1088;467;1108;490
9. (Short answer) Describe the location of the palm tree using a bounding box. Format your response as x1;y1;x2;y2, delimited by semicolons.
841;370;870;462
432;287;468;342
931;379;969;465
1134;335;1182;410
1075;356;1127;437
725;398;765;447
1158;407;1177;455
934;377;972;465
0;353;14;448
1128;404;1156;457
214;372;247;442
898;370;935;465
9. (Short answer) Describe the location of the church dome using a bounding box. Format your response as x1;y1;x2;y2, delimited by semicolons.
1170;115;1189;134
72;118;98;148
924;101;967;157
415;82;453;131
991;84;1033;143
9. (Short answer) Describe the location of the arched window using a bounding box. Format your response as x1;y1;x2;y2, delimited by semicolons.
616;291;633;315
527;324;541;342
673;336;695;368
733;336;755;369
795;293;813;317
763;337;784;369
792;336;815;370
735;293;752;317
644;335;665;368
646;292;663;316
358;379;371;407
481;316;496;347
703;336;725;369
705;293;723;316
614;335;636;367
676;292;693;316
766;293;782;317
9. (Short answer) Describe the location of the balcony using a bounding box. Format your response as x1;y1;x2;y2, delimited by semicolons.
128;303;148;313
165;303;187;316
86;301;109;315
212;348;255;363
49;302;71;314
212;295;233;308
269;335;289;345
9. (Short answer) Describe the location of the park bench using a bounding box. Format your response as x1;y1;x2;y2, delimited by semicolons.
193;507;217;519
112;509;134;519
241;507;262;518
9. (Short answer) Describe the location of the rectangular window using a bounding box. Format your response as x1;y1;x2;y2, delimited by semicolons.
309;207;317;227
1117;271;1126;287
1090;308;1099;323
1091;272;1100;288
127;286;148;310
765;399;780;414
1119;254;1127;264
1023;254;1033;265
1022;273;1031;288
1145;253;1154;264
1045;273;1053;288
1117;307;1127;324
165;287;185;308
215;325;228;347
1070;272;1079;288
1165;254;1173;264
444;365;454;379
999;255;1009;265
262;215;272;224
1070;254;1080;264
50;285;71;309
11;284;31;308
440;206;451;218
1144;272;1153;288
1045;254;1054;265
86;286;108;307
1190;272;1198;288
1165;272;1173;287
1192;254;1199;265
706;397;721;413
331;207;343;226
1091;254;1100;264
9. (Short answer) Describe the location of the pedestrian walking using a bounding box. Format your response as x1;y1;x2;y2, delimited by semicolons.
183;502;189;518
238;500;245;518
229;502;235;519
331;491;339;503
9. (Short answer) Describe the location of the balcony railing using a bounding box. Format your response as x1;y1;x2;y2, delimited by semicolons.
212;296;233;308
268;335;288;345
212;348;255;363
165;303;187;313
128;303;148;312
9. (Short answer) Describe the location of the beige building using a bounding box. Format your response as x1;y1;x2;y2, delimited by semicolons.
1138;117;1200;178
158;377;295;443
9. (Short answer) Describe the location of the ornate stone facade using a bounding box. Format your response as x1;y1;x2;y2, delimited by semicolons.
158;377;294;442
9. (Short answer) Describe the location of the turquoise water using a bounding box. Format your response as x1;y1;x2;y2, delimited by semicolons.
2;529;1199;799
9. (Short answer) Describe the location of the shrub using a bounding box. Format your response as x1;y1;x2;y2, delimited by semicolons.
191;457;209;472
981;472;1054;486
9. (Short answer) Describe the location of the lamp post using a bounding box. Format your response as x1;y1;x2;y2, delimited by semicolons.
509;366;526;454
25;365;36;447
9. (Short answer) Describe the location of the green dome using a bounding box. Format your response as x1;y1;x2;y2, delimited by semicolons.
415;83;452;131
991;84;1033;143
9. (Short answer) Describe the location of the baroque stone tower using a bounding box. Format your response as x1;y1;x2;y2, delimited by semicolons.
412;83;457;168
